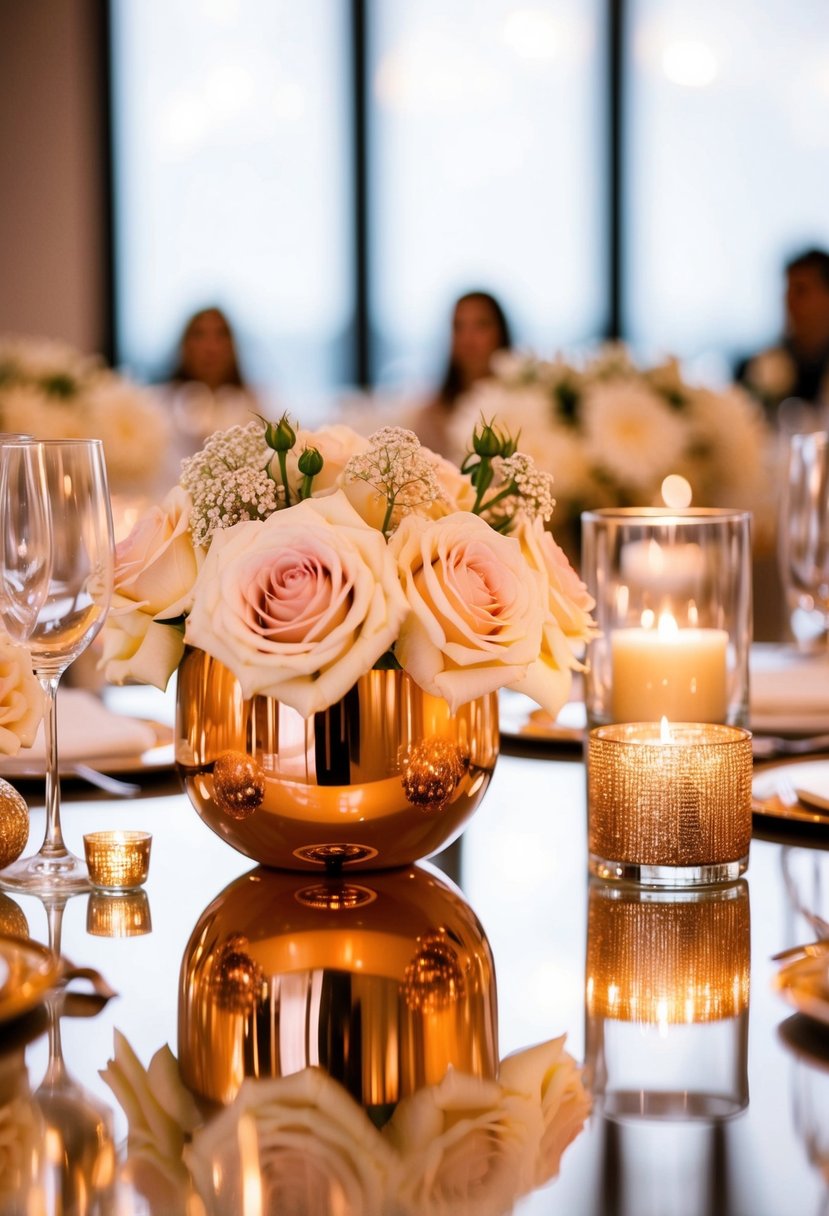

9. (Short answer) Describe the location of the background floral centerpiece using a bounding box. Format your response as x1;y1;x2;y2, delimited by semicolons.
451;344;775;543
0;336;170;494
101;415;596;721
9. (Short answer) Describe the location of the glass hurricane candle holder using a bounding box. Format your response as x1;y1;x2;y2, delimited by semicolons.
587;721;753;887
581;508;752;729
83;832;152;892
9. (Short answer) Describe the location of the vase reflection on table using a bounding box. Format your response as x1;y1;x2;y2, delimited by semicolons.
0;438;114;894
101;861;590;1215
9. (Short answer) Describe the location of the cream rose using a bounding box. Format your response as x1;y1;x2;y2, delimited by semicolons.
186;1069;395;1216
390;512;544;711
100;487;202;689
385;1067;540;1216
184;491;408;717
100;1032;204;1211
284;424;369;495
499;1035;591;1190
0;632;44;756
509;516;598;716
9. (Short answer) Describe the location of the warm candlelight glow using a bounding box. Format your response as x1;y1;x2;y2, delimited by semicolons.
587;722;752;886
83;831;152;891
610;610;728;724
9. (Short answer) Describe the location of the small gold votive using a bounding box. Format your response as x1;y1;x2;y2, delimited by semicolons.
87;890;152;937
83;831;152;892
587;721;753;887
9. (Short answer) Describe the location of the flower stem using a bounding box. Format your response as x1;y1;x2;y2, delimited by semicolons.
277;451;292;506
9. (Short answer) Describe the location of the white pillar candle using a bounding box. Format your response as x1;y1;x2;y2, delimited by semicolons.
610;614;728;723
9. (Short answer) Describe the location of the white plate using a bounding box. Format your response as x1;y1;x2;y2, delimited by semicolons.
753;759;829;828
499;689;585;750
0;724;175;780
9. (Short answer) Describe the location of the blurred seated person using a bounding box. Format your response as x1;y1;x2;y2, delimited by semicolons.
161;306;260;464
738;248;829;429
414;290;512;457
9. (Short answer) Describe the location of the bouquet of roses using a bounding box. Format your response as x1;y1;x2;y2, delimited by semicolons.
100;415;596;719
0;336;170;493
450;345;774;529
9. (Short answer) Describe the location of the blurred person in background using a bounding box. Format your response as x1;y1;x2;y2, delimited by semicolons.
414;290;512;457
738;248;829;430
162;305;259;460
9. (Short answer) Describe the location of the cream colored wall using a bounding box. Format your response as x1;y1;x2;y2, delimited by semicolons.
0;0;106;354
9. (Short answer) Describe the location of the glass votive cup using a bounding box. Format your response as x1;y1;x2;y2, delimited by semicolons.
87;889;152;937
587;721;753;886
581;508;752;729
83;831;152;892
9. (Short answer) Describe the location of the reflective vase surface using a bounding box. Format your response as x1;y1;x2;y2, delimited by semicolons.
178;862;498;1112
175;648;500;871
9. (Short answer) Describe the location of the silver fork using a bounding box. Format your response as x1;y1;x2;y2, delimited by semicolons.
71;763;141;798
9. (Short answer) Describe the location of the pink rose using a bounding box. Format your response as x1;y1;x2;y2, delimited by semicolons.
184;491;408;716
390;512;544;711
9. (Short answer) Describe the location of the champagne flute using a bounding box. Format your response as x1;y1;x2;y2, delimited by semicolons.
779;431;829;649
0;439;115;893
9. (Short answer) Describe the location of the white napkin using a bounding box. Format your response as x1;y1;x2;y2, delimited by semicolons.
750;645;829;732
11;689;158;763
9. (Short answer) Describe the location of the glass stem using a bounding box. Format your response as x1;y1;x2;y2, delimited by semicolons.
39;673;66;857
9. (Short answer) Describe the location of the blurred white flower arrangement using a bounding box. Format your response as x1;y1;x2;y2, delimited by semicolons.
451;345;776;537
0;336;170;493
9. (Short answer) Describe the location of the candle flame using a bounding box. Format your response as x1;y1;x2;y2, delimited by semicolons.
659;715;673;743
657;610;679;636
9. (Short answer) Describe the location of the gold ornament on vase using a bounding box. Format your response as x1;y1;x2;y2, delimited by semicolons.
0;779;30;871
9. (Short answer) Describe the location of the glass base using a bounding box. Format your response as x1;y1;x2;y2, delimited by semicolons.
588;853;748;889
0;848;91;895
600;1088;746;1123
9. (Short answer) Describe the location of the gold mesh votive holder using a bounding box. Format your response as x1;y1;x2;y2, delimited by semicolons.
87;890;152;937
83;831;152;892
587;722;752;887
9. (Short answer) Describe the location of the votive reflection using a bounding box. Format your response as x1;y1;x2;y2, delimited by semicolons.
87;889;152;937
83;831;152;892
585;879;750;1121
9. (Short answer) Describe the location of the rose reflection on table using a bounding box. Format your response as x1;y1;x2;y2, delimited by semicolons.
101;862;590;1215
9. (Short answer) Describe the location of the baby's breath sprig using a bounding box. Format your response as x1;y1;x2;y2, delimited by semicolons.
181;421;278;546
343;427;444;535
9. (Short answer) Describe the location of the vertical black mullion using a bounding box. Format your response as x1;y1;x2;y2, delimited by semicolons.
607;0;625;341
351;0;371;388
96;0;117;365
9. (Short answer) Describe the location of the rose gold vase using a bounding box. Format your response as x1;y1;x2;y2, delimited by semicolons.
178;863;498;1111
175;648;500;871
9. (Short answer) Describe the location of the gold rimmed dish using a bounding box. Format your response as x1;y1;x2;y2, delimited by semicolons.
0;935;62;1024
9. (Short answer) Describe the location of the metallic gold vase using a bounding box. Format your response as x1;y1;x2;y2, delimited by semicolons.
178;863;498;1113
176;647;500;871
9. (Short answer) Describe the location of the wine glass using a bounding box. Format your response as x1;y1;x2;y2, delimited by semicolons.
779;431;829;649
0;439;115;893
